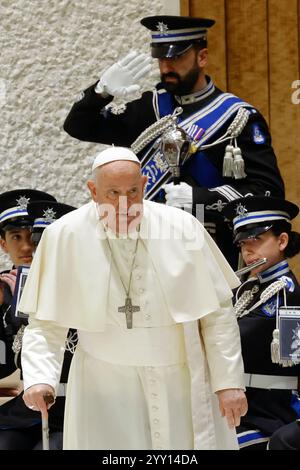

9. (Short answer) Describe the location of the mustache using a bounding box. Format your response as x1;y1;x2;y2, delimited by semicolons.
161;72;181;81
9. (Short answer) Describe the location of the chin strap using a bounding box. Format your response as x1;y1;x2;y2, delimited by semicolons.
181;106;250;180
235;278;287;319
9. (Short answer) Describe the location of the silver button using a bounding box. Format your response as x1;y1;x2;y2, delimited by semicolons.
153;419;159;424
75;91;85;102
154;432;160;438
139;288;144;294
152;405;158;411
145;314;151;320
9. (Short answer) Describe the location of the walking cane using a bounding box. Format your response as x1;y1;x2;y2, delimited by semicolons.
42;393;55;450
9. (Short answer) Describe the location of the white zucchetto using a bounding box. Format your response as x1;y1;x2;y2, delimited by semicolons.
92;147;140;171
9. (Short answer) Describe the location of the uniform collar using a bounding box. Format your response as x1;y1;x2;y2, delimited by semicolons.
257;259;290;284
174;76;215;105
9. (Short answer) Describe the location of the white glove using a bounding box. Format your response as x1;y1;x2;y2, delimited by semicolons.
95;51;152;98
163;182;193;211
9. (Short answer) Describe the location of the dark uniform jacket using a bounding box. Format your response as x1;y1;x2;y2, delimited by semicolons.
234;260;300;441
0;268;73;431
64;78;284;267
64;77;284;206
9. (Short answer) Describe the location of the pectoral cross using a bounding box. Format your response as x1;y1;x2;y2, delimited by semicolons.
118;297;140;329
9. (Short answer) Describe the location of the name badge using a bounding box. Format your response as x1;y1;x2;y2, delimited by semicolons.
278;306;300;362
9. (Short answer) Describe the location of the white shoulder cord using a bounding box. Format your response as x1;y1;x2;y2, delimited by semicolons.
152;88;160;121
234;278;259;317
131;107;182;154
201;107;250;150
235;278;287;319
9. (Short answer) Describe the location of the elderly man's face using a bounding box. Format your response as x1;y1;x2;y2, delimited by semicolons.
88;161;147;234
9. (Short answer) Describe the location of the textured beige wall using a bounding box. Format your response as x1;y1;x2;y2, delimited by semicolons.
0;0;180;269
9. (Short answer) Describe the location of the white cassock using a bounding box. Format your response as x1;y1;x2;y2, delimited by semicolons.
20;200;244;450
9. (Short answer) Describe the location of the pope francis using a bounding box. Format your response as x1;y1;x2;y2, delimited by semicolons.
20;146;247;450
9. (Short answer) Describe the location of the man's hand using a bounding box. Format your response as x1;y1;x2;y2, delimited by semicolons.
0;269;17;299
96;51;152;98
163;182;193;210
23;384;56;414
216;388;248;429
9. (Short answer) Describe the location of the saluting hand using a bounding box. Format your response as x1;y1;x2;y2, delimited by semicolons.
95;51;152;98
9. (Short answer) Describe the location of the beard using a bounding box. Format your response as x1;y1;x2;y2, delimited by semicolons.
161;64;201;96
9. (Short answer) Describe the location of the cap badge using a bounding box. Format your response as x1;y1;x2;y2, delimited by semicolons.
16;195;30;210
156;22;169;35
43;208;57;223
235;202;247;217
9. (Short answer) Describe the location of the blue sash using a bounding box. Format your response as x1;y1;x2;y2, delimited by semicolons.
142;89;254;200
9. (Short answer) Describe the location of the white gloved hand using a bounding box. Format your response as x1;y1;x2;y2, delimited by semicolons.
163;182;193;211
95;51;152;98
